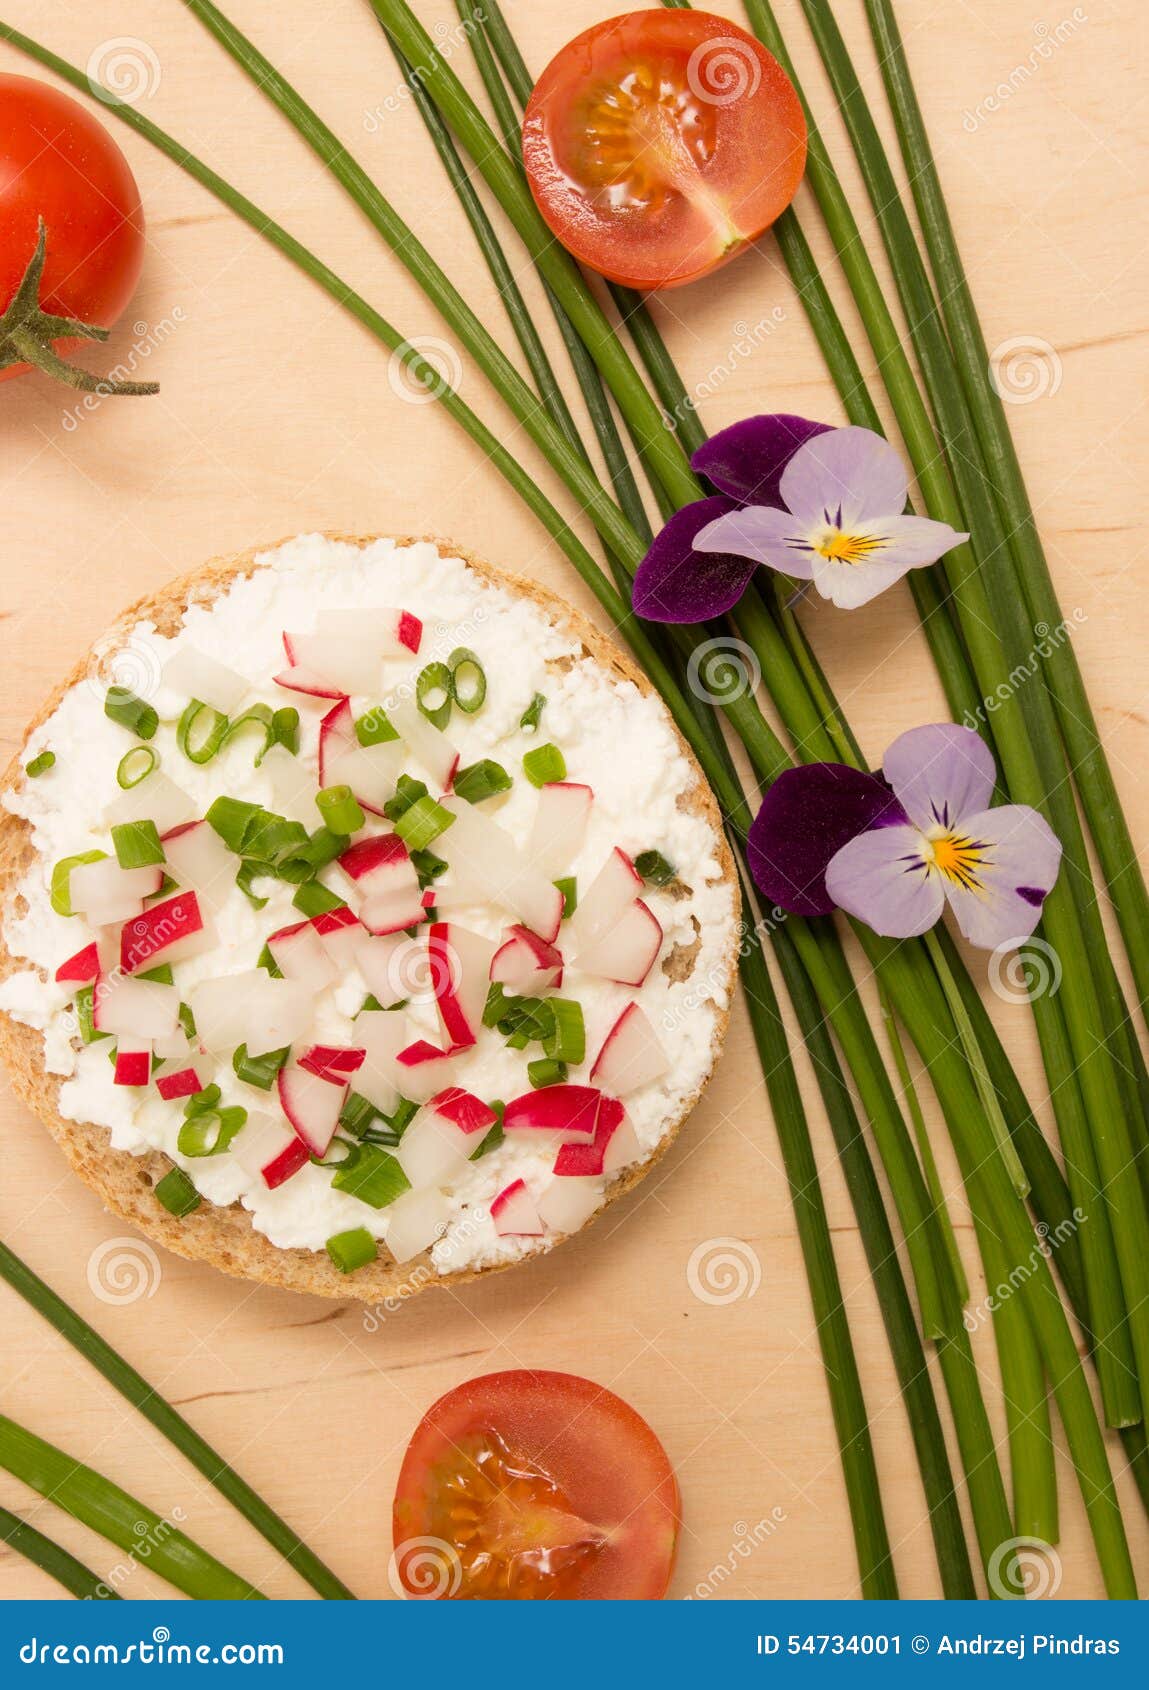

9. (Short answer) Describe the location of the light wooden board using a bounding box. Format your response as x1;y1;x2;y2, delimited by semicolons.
1;0;1146;1602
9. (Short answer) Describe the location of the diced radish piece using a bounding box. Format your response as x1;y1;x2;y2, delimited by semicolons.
503;1085;602;1143
160;822;236;913
277;1066;346;1156
155;1065;203;1101
490;926;563;995
339;834;414;890
315;605;422;658
440;802;562;942
55;942;101;986
283;630;381;697
230;1112;296;1179
490;1179;544;1237
92;976;179;1039
573;899;662;987
395;1110;472;1189
120;891;210;975
395;1039;457;1102
298;1044;365;1082
267;922;336;991
589;1002;670;1096
601;1111;643;1177
262;1135;311;1190
311;906;363;970
536;1177;604;1234
152;1026;191;1061
188;974;315;1057
273;664;346;700
360;887;426;936
262;745;321;828
429;923;496;1050
353;933;408;1006
113;1038;151;1088
69;859;163;927
527;782;593;876
355;1009;411;1115
389;699;458;791
317;697;355;784
395;611;422;654
386;1188;449;1264
162;645;248;715
428;1086;497;1135
105;772;196;835
569;848;643;951
554;1098;634;1177
323;739;403;812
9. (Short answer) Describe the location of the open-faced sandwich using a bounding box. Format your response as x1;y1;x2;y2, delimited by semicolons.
0;535;739;1299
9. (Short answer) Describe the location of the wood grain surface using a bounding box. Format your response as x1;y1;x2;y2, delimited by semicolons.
1;0;1146;1602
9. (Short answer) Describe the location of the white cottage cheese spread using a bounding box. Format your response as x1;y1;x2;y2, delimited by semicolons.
0;536;737;1274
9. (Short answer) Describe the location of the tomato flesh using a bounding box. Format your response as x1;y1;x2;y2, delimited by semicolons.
523;11;806;290
0;74;145;383
393;1370;680;1600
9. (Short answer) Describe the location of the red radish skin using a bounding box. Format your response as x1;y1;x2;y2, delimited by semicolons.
553;1097;629;1177
573;899;662;987
396;1039;458;1102
155;1066;204;1101
428;1086;497;1135
113;1045;151;1088
490;1178;544;1237
490;926;564;994
312;906;358;935
261;1135;310;1190
267;922;337;990
54;942;101;985
339;833;411;884
429;923;496;1049
120;891;205;975
503;1085;602;1142
277;1066;347;1156
273;665;346;700
360;887;426;936
298;1045;366;1082
589;1002;670;1095
318;697;356;785
397;611;422;653
570;848;642;950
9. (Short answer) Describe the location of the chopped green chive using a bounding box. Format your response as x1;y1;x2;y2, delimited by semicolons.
355;705;399;746
292;880;346;917
268;706;301;760
635;849;676;887
331;1143;410;1209
111;820;164;871
448;646;486;713
232;1044;290;1090
24;751;54;778
257;943;283;978
138;964;174;986
381;1097;419;1136
520;692;546;733
50;851;106;918
155;1168;201;1217
544;998;585;1065
244;813;309;864
528;1057;567;1089
221;703;273;761
235;859;271;909
276;826;349;883
452;759;512;804
177;1104;247;1159
316;784;365;835
383;774;428;822
206;796;262;853
555;875;577;918
105;686;157;741
416;660;454;729
471;1121;505;1160
115;745;157;789
338;1092;380;1137
410;848;447;888
522;742;566;787
176;700;228;764
326;1227;378;1274
178;1002;197;1041
393;793;455;850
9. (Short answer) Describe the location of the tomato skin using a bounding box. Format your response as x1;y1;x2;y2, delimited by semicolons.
393;1369;681;1599
523;10;806;291
0;74;145;383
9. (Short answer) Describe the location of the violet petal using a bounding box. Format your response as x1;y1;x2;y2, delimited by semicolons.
691;413;832;505
633;496;757;624
748;762;907;916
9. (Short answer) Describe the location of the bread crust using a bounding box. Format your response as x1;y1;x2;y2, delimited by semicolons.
0;534;739;1301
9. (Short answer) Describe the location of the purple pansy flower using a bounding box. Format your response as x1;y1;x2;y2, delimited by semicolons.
749;723;1062;951
632;413;969;622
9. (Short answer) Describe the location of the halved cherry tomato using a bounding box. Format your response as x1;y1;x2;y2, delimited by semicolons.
392;1370;680;1599
522;10;806;291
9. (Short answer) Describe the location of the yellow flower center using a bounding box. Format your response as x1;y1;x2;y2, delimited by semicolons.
925;830;987;893
813;528;885;567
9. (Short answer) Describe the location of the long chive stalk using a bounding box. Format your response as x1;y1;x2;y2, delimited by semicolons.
0;1502;120;1600
0;1241;353;1600
5;18;1133;1595
794;0;1149;1434
0;1416;262;1600
865;0;1149;1041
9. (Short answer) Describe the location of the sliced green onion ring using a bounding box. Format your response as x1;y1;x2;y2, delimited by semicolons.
416;661;453;729
24;751;55;779
50;851;106;918
105;686;158;740
316;784;366;834
452;759;512;804
448;646;487;713
178;699;229;765
178;1104;247;1159
116;745;158;788
522;742;566;787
